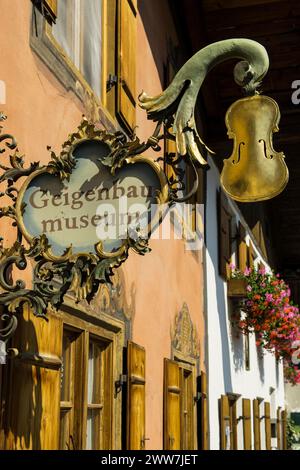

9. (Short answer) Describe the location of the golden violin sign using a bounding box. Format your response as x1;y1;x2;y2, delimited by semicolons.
220;95;289;202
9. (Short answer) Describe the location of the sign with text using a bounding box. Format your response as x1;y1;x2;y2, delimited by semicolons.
20;140;165;254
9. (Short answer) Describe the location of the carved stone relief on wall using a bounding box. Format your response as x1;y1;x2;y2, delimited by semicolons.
171;302;200;364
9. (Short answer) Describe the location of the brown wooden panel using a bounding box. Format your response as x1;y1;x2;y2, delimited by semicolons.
218;191;232;280
277;407;282;450
2;304;62;449
164;359;181;450
248;242;256;269
242;398;252;450
117;0;137;132
220;395;230;450
207;17;300;41
202;0;284;11
180;368;195;450
229;398;238;450
127;341;146;450
265;402;271;450
252;222;268;260
238;222;248;272
281;409;287;450
205;2;294;29
253;399;261;450
106;0;117;116
201;371;208;450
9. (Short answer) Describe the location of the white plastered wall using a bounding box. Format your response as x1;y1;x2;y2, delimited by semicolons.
205;156;285;450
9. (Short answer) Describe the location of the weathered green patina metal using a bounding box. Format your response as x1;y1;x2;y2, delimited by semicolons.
140;38;270;166
140;38;288;202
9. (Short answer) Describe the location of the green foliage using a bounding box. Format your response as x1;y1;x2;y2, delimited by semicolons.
287;417;299;449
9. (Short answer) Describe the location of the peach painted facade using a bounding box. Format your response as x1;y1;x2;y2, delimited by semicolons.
0;1;205;450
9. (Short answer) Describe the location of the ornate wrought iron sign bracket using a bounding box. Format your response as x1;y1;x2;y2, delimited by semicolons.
140;38;288;201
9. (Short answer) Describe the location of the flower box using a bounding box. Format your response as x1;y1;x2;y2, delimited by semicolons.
227;278;248;299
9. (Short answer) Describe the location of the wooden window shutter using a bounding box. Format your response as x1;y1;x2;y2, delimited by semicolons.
3;303;62;449
220;395;230;450
248;241;256;269
117;0;137;133
264;401;271;450
32;0;57;24
218;191;232;280
238;222;247;272
242;398;252;450
229;398;238;450
164;359;181;450
127;341;146;450
277;407;282;450
281;409;287;450
253;399;261;450
200;371;208;450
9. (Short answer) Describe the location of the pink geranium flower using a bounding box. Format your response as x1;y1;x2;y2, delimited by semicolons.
231;265;300;385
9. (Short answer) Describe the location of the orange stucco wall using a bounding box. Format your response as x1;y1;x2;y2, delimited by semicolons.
127;1;205;448
0;0;205;450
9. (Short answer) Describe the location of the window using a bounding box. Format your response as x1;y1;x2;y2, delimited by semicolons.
59;327;113;450
31;0;137;130
52;0;102;98
86;340;106;450
271;420;277;438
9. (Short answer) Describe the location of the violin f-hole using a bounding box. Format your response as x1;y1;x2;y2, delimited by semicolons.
232;141;245;164
259;139;273;159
